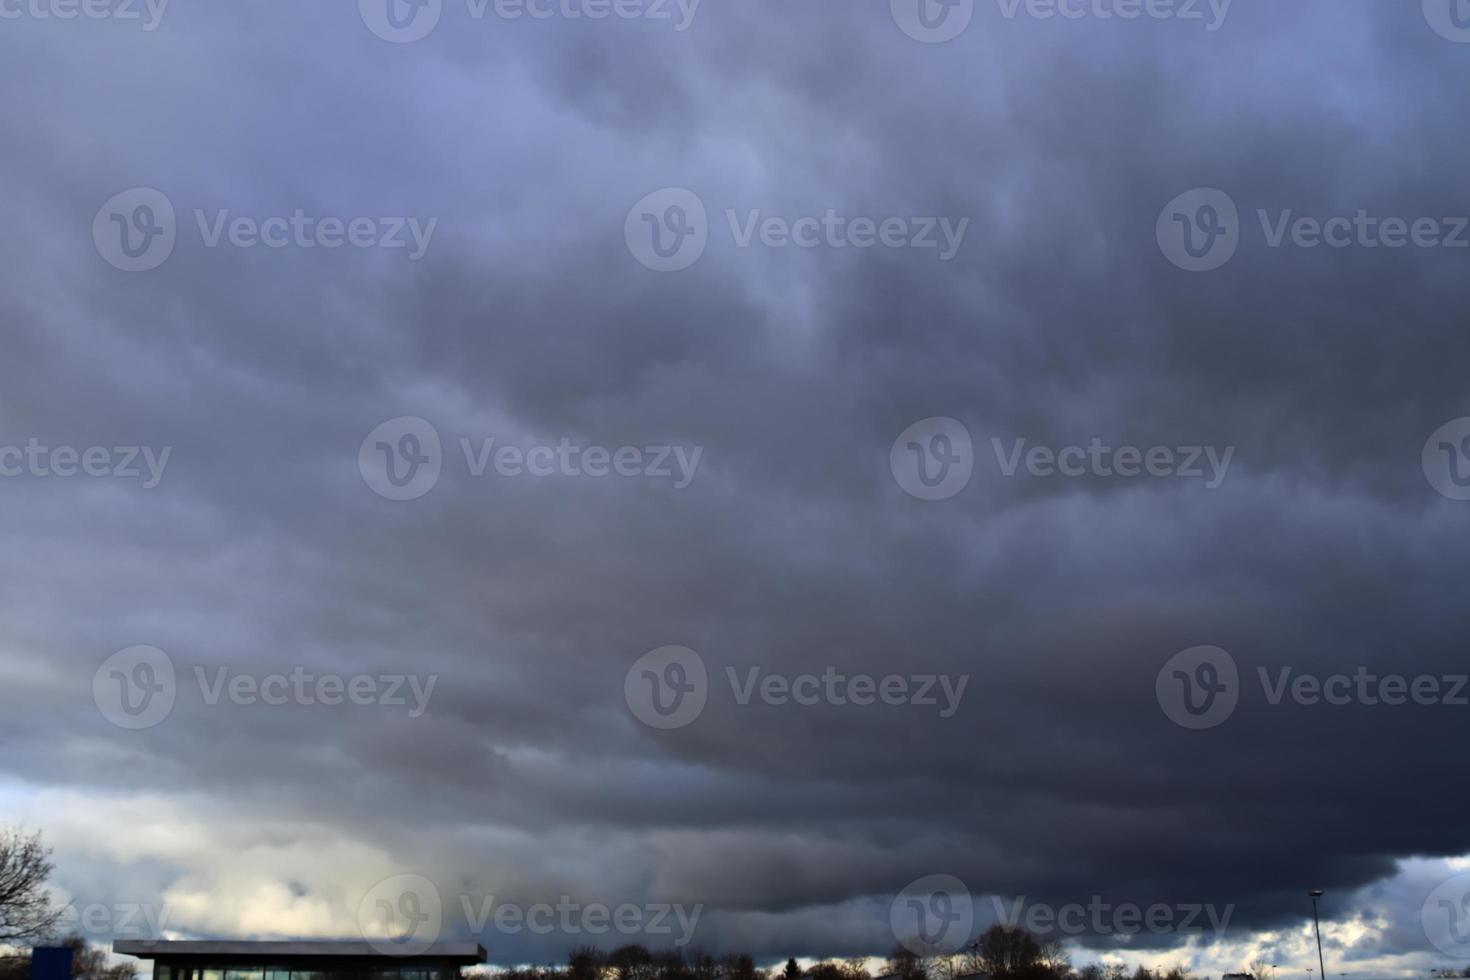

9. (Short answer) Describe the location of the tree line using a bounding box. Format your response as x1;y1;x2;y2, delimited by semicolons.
495;930;1198;980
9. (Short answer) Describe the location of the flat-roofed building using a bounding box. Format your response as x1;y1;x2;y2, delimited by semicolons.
112;941;486;980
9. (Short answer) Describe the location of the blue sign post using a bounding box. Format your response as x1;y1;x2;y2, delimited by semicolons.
30;947;74;980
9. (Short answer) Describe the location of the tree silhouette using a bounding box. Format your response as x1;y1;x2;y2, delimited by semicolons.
0;829;64;944
972;924;1046;979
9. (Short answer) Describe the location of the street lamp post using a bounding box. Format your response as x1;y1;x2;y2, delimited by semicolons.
1309;890;1327;980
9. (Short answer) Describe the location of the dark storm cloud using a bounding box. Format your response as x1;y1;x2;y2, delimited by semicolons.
2;0;1470;971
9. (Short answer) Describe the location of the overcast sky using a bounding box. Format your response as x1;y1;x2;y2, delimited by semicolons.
3;0;1470;976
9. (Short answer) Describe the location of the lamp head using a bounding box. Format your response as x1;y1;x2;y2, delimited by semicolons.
1309;889;1325;898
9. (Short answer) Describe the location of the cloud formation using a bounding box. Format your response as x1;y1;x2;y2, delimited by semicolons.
2;0;1470;975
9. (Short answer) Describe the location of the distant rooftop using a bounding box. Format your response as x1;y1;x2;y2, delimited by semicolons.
112;942;485;964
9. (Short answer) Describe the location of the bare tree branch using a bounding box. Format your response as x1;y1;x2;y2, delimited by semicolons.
0;828;65;945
